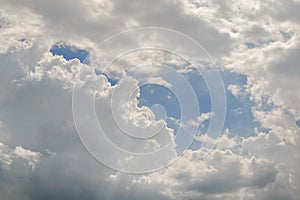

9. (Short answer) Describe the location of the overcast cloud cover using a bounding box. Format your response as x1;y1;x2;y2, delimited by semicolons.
0;0;300;199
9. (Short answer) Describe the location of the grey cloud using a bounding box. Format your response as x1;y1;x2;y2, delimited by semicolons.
267;0;300;23
110;0;234;57
1;0;234;57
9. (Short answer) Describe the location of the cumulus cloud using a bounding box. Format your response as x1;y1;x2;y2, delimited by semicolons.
0;0;299;199
0;142;41;169
227;84;241;98
107;148;284;200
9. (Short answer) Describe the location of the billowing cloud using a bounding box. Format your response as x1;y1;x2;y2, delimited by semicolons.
0;0;299;199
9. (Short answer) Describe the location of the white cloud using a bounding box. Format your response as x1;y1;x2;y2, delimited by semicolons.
0;0;299;199
227;84;241;98
196;129;239;150
0;142;41;170
187;112;213;127
108;148;289;200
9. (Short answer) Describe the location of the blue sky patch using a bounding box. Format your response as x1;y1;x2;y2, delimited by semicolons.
138;84;181;119
296;119;300;128
50;43;89;63
245;42;258;49
101;66;258;140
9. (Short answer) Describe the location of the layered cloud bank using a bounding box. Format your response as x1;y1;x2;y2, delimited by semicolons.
0;0;299;199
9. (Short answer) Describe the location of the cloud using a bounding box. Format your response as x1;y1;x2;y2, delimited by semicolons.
0;0;299;199
107;148;283;200
227;84;242;98
0;142;39;168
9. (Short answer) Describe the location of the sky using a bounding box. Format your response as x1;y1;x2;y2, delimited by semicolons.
0;0;300;199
